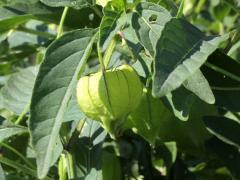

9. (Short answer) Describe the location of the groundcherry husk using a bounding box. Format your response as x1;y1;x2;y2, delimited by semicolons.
76;64;143;137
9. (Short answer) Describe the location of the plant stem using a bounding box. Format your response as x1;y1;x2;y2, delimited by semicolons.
205;62;240;82
0;142;34;169
65;151;75;179
103;37;117;68
57;7;69;39
97;41;106;71
15;102;30;125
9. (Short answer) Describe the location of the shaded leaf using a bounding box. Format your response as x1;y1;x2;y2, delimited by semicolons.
206;137;240;179
204;116;240;149
201;50;240;111
72;119;106;177
1;66;38;115
162;86;195;121
29;29;97;179
0;125;28;142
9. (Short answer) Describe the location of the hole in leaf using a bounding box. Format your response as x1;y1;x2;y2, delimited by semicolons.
149;14;157;22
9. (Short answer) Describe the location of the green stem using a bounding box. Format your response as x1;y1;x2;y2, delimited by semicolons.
176;0;185;18
57;7;69;39
205;62;240;82
64;151;75;179
103;37;117;68
15;103;30;125
18;26;55;39
97;41;106;71
0;142;34;169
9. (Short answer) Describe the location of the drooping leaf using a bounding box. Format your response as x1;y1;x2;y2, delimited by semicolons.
29;29;97;179
183;70;215;104
0;125;28;142
99;4;126;51
40;0;92;9
1;66;38;115
203;116;240;149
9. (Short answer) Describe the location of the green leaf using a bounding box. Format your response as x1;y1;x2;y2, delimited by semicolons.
102;151;121;180
0;0;38;6
0;164;5;180
132;2;229;97
63;95;85;122
85;168;102;180
152;19;228;97
29;29;97;179
203;116;240;149
0;125;28;142
162;86;195;121
183;70;215;104
127;89;173;144
40;0;92;9
201;50;240;111
132;2;172;56
99;4;126;51
72;119;106;177
1;66;38;115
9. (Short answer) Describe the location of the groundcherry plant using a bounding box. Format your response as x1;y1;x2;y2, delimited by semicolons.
0;0;240;179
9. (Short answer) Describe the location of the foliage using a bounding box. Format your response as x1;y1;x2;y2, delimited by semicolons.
0;0;239;179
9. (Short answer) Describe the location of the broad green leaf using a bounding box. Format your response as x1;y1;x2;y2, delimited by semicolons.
0;164;5;180
1;66;38;115
183;70;215;104
99;4;126;51
63;95;85;122
152;18;228;97
0;125;28;142
29;29;97;179
132;2;229;97
203;116;240;149
102;151;121;180
40;0;92;9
